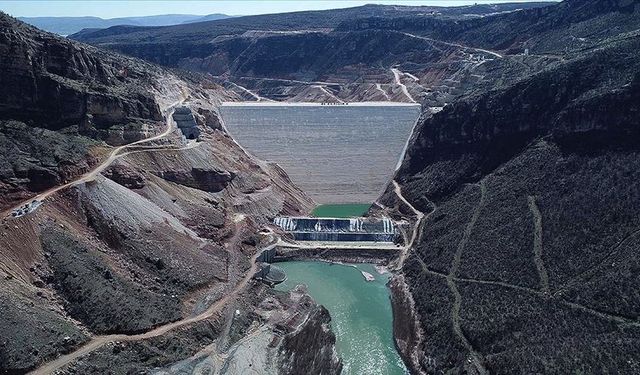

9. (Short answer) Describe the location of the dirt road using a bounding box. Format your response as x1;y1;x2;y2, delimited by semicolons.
31;216;266;374
2;97;185;219
399;31;504;59
392;180;425;269
391;68;417;103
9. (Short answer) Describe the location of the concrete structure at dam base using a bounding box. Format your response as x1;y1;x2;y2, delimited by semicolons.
273;216;398;243
254;263;287;285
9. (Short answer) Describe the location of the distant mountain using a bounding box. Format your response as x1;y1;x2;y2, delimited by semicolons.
17;13;232;35
69;3;553;44
186;13;234;24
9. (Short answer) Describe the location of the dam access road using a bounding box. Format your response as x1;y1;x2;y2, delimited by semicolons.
20;93;426;374
1;92;190;221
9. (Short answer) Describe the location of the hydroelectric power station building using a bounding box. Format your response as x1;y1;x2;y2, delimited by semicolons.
273;217;397;242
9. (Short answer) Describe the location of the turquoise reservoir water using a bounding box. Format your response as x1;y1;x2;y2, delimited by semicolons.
275;261;408;375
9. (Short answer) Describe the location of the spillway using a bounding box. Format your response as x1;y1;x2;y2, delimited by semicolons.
274;216;397;242
220;102;421;204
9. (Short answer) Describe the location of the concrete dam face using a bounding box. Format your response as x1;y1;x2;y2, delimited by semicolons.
220;102;421;204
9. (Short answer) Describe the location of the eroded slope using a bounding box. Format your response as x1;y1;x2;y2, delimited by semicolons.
386;29;640;375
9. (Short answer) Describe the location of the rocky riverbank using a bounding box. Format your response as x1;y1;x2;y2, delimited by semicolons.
148;284;342;375
389;275;427;375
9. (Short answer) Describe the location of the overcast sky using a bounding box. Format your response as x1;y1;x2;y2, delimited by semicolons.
3;0;557;18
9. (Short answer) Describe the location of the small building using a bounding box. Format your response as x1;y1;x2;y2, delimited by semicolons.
172;106;200;140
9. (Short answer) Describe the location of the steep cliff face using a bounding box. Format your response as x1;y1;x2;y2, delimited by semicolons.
399;36;640;205
0;12;163;130
387;25;640;375
388;275;425;373
0;12;166;210
278;305;343;375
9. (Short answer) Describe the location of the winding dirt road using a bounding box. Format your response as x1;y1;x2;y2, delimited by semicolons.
392;180;425;269
228;81;272;102
446;181;488;375
313;85;345;103
391;68;417;103
375;83;391;101
2;97;185;220
399;31;504;59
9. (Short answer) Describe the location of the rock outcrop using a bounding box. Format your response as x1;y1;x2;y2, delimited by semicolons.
135;284;342;375
0;12;162;131
103;163;146;189
389;275;426;374
278;305;343;375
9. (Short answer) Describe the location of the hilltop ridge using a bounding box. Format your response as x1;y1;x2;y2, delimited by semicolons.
18;13;232;35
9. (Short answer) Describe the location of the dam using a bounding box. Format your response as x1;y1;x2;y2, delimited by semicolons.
219;102;421;204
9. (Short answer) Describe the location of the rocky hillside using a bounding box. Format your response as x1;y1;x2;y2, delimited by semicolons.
382;2;640;374
0;14;322;374
340;0;640;53
69;3;553;103
0;13;165;131
0;11;164;210
70;3;551;45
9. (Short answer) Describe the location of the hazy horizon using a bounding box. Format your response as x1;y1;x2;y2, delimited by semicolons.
3;0;558;18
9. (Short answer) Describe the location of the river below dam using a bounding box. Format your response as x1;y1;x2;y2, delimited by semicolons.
275;261;408;375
